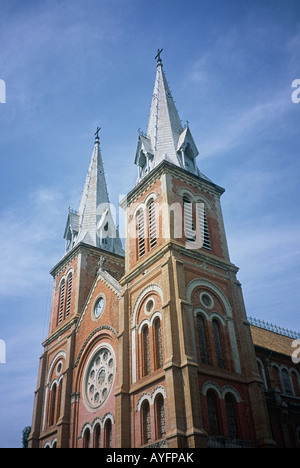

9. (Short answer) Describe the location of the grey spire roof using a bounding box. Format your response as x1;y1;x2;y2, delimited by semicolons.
77;136;110;246
63;135;124;256
147;58;183;165
135;55;201;180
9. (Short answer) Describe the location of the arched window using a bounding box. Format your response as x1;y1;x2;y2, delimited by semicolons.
58;279;65;324
65;273;73;318
83;428;90;448
197;202;211;249
153;318;163;370
142;325;150;376
282;368;293;395
93;424;101;448
206;390;221;436
141;400;151;445
225;394;239;439
136;209;145;258
257;359;268;390
48;383;57;427
196;314;208;365
104;419;112;448
154;394;165;440
56;379;62;423
291;370;300;397
272;365;281;390
212;319;224;368
147;199;157;249
183;195;195;242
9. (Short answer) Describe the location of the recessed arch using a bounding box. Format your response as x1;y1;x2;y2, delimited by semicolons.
202;381;222;398
186;279;233;319
131;284;163;328
221;385;242;403
46;350;66;385
136;393;152;412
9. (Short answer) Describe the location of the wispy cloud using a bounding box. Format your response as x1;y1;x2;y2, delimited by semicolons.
198;92;291;159
0;187;64;298
227;218;300;327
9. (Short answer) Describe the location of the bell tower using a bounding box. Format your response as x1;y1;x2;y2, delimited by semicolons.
116;52;275;448
28;131;125;448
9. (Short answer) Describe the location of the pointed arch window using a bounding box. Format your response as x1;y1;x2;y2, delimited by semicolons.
83;428;91;448
57;272;73;325
141;400;151;445
147;199;157;249
212;319;224;368
142;325;150;376
154;394;165;440
136;209;145;258
225;394;238;439
153;318;163;370
56;379;62;422
47;378;63;428
282;368;293;395
93;424;101;448
182;195;211;249
183;195;195;242
58;279;65;324
65;273;73;318
196;314;208;365
104;419;112;448
48;383;57;427
206;390;221;436
197;202;211;249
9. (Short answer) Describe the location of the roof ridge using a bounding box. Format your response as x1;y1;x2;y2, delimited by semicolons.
248;316;300;340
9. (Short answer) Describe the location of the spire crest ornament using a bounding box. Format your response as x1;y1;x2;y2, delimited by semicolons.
94;126;101;141
155;48;163;64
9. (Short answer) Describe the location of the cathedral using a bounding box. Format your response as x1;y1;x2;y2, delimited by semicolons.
28;53;300;449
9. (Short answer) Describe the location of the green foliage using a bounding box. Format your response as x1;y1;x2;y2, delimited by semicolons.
22;426;31;448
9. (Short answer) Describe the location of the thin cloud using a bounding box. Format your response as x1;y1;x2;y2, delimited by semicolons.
199;92;290;159
0;187;64;298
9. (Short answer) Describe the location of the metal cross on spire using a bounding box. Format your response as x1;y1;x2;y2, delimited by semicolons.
94;126;101;140
155;48;163;63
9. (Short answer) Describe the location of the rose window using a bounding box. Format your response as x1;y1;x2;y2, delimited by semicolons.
85;347;115;409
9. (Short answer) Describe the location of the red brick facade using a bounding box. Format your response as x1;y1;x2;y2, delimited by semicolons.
27;159;300;449
28;49;300;447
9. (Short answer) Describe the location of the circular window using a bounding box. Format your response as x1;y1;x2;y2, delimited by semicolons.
56;361;63;375
200;292;214;309
145;298;155;314
84;346;115;410
94;297;105;319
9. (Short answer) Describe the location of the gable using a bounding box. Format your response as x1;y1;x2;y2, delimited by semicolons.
75;269;121;334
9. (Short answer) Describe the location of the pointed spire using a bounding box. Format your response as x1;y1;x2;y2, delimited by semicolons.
63;129;124;256
76;129;109;246
147;50;183;165
135;51;200;181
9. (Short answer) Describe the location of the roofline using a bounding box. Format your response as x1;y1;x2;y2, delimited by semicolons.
49;241;125;277
120;159;225;209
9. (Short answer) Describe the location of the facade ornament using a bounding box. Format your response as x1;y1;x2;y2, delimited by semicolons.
98;255;106;271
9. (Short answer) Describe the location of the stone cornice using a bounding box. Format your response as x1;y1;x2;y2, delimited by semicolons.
119;160;225;209
49;242;125;278
42;316;78;348
120;239;238;287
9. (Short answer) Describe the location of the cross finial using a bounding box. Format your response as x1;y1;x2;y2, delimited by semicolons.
94;126;101;140
155;48;163;63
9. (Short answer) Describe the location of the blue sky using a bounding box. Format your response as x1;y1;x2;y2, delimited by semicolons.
0;0;300;448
